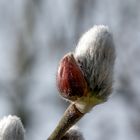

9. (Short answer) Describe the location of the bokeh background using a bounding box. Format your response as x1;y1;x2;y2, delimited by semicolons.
0;0;140;140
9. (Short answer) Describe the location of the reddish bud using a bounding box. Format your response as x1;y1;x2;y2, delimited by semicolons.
57;53;88;101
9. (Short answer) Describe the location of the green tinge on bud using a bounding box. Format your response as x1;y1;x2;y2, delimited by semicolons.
57;53;88;101
75;25;115;101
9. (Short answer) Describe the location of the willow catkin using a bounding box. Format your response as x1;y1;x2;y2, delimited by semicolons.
0;115;25;140
75;25;115;100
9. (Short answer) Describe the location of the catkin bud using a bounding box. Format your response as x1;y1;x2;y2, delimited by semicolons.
61;126;85;140
75;25;115;100
48;25;116;140
0;115;25;140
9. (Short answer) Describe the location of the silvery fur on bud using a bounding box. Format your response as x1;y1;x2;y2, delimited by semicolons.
75;25;115;100
0;115;25;140
61;126;85;140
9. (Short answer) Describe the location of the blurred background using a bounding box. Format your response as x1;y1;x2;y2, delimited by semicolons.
0;0;140;140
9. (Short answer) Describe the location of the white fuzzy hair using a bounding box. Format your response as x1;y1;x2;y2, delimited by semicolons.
0;115;25;140
74;25;115;99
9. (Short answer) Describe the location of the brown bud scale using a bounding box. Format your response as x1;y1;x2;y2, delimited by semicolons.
57;53;88;101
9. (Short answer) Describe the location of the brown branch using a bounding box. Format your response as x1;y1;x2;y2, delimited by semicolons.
47;104;84;140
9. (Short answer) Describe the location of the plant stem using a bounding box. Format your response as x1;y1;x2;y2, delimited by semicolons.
47;103;84;140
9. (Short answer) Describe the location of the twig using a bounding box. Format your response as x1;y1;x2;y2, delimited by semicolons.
47;104;84;140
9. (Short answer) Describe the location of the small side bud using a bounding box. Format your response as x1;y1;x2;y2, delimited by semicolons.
0;115;25;140
57;53;88;101
61;126;85;140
